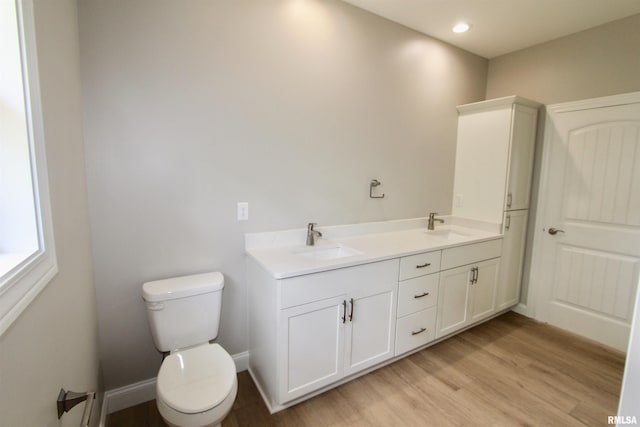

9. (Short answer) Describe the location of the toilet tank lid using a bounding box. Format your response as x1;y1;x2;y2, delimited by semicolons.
143;272;224;302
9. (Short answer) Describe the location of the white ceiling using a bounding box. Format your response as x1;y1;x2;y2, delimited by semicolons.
341;0;640;58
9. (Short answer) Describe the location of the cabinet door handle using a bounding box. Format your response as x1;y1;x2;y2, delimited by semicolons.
416;262;431;269
414;292;430;299
507;192;513;208
342;300;347;324
411;327;427;336
349;298;354;322
474;267;479;283
505;214;511;230
470;267;478;284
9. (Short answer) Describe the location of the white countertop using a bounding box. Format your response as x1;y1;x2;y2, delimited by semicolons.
246;217;502;279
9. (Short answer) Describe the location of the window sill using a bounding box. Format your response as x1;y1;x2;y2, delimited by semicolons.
0;250;58;335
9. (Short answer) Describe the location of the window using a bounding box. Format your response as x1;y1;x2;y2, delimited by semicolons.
0;0;57;335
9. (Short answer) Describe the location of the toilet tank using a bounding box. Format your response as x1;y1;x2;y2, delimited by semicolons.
143;272;224;352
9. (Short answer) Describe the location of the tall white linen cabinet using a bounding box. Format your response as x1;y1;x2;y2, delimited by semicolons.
452;96;541;311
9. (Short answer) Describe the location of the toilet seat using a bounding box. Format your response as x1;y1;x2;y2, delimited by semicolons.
157;343;236;414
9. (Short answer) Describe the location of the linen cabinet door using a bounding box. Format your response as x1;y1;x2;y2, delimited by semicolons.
278;296;346;403
504;105;537;211
496;210;528;310
344;287;397;376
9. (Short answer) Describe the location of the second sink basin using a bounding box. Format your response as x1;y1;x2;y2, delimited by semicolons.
425;229;472;240
293;244;362;261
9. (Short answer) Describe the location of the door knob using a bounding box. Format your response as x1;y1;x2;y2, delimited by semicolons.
548;228;565;235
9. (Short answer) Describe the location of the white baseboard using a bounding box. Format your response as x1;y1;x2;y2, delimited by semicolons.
512;303;531;317
99;351;249;426
233;350;249;372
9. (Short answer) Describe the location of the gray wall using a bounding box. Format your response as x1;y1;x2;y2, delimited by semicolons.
78;0;488;389
486;14;640;307
487;14;640;104
0;0;101;425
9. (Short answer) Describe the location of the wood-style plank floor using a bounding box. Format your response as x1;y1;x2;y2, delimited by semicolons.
107;312;626;426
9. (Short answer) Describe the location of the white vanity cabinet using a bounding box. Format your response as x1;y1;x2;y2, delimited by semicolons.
249;258;399;407
246;220;505;413
436;240;502;338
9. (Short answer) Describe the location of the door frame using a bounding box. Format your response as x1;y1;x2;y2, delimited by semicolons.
527;91;640;319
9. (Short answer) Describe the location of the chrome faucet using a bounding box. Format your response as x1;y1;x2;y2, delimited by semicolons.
306;223;323;246
427;212;445;230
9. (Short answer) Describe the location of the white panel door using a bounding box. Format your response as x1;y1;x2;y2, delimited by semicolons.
279;296;345;402
534;93;640;351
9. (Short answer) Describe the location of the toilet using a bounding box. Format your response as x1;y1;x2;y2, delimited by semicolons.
143;272;237;427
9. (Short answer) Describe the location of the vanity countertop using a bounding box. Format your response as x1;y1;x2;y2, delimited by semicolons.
245;217;502;279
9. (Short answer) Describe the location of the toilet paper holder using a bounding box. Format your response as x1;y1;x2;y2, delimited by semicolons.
369;179;385;199
57;388;95;422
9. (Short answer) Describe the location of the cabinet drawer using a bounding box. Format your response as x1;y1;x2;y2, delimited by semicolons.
399;251;441;280
279;259;399;309
395;307;437;356
397;274;438;317
441;239;502;270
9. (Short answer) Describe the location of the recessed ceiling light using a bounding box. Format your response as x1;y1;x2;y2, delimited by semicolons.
452;22;471;33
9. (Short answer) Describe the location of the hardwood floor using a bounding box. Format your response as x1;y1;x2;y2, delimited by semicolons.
107;312;626;426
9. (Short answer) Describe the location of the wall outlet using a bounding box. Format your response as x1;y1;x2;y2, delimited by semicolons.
455;194;464;207
237;202;249;221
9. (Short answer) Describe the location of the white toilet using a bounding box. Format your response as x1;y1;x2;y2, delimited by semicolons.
143;272;237;427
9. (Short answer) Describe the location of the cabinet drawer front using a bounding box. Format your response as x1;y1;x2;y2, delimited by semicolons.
399;251;441;280
279;259;399;309
397;274;438;317
441;239;502;270
395;307;437;356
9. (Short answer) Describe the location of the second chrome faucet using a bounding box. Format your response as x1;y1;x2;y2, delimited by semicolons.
306;223;323;246
427;212;445;230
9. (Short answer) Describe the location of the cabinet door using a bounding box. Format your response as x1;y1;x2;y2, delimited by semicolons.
496;210;528;310
469;258;501;322
279;296;345;403
436;265;473;338
344;288;397;376
505;105;537;211
452;107;512;224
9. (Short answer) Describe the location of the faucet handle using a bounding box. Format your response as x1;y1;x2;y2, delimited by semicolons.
428;212;438;218
307;222;317;230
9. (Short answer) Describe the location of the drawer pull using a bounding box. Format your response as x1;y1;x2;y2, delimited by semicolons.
416;263;431;269
411;327;427;336
413;292;430;299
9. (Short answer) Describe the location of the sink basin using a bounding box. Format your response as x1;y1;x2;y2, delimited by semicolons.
293;244;362;261
425;229;472;239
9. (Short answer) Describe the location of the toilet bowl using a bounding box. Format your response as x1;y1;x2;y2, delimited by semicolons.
143;272;237;427
156;344;237;427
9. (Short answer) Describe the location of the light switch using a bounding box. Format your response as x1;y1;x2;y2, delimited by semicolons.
237;202;249;221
